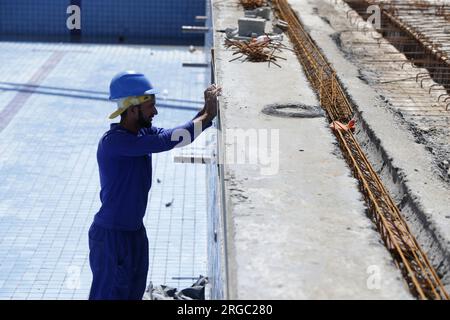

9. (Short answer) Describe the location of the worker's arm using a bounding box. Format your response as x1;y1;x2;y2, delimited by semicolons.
146;109;212;137
105;120;199;156
192;110;213;130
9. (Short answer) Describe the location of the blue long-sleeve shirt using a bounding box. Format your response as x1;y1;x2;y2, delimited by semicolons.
93;116;211;230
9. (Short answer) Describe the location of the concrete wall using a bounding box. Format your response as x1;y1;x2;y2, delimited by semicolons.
205;0;227;300
0;0;205;45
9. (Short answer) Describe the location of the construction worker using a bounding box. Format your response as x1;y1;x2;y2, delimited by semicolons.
88;71;220;300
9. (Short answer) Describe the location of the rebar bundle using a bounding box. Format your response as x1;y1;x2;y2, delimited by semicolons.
224;37;288;67
239;0;267;10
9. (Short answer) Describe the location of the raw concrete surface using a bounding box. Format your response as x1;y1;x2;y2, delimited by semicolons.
213;0;411;299
287;0;450;289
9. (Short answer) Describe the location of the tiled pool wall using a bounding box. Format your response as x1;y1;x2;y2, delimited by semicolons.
204;0;226;300
206;152;226;300
0;0;206;45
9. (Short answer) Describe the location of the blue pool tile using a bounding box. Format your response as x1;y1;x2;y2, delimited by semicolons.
0;41;209;299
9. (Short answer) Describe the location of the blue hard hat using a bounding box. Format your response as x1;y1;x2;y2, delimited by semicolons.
109;71;159;100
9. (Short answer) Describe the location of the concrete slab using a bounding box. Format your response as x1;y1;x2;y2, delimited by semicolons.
287;0;450;289
213;0;411;299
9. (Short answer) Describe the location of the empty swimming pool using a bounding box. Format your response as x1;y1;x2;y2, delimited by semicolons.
0;0;213;300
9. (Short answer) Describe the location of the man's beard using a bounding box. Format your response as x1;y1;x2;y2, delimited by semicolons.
138;108;151;128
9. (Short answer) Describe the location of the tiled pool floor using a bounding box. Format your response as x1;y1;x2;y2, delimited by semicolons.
0;41;210;299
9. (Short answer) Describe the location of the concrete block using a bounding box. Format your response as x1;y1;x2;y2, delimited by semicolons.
238;17;266;37
244;7;271;20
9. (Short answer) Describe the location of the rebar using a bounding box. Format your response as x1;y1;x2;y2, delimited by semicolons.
346;0;450;94
239;0;266;10
224;37;288;67
273;0;449;300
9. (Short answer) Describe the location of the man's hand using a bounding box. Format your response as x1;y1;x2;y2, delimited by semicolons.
201;84;222;121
